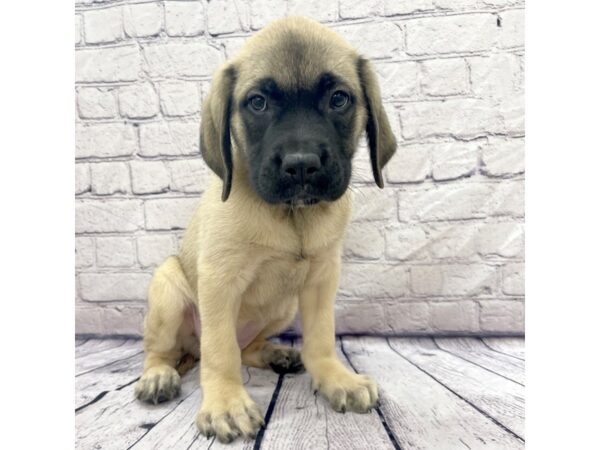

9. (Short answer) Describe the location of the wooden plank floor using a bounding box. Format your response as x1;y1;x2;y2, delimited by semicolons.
75;337;524;449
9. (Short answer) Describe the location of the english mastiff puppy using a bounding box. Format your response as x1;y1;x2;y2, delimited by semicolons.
135;16;397;443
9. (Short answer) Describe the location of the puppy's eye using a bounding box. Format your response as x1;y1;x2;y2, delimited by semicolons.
330;91;350;109
249;95;267;112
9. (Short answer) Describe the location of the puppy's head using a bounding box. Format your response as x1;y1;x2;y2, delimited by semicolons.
201;16;396;204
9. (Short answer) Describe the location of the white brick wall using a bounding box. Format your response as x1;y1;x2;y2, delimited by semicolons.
75;0;525;337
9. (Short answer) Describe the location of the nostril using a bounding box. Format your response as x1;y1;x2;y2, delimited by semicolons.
285;167;297;176
306;166;318;175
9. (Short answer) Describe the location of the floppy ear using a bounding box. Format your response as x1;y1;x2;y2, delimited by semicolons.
200;65;236;201
357;57;397;188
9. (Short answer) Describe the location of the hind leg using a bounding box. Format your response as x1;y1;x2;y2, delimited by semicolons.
241;319;304;374
135;256;196;404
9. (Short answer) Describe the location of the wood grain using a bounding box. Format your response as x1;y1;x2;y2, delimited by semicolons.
343;336;524;450
389;337;525;439
258;340;394;450
483;337;526;360
75;337;526;449
435;337;525;385
75;338;129;358
127;365;281;449
75;365;200;450
76;339;142;375
75;351;144;409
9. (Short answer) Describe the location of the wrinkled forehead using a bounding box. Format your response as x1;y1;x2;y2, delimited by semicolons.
232;29;361;100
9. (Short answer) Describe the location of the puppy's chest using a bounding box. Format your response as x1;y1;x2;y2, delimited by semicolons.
244;253;310;306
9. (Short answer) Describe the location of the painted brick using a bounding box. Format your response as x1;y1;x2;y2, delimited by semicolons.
411;264;496;296
398;183;493;222
431;141;479;181
159;81;201;117
497;95;525;135
76;305;146;335
79;272;152;301
477;222;524;258
335;301;387;334
76;123;137;159
75;14;82;45
375;61;420;100
145;197;199;230
340;0;382;19
77;87;118;119
351;186;396;222
142;42;222;78
384;301;430;333
482;138;525;176
426;222;480;260
288;0;337;22
498;9;525;48
221;37;248;59
336;22;403;59
96;236;136;267
421;58;469;96
343;222;385;260
139;121;199;157
75;164;91;195
76;200;144;233
479;0;522;6
480;300;524;333
207;0;250;35
76;237;95;268
137;235;177;268
469;53;521;100
168;159;212;193
399;98;504;140
433;0;479;9
502;263;524;296
430;301;479;332
385;225;429;261
384;103;402;144
130;161;170;195
250;0;287;30
75;45;140;83
165;1;205;37
384;0;434;15
339;263;410;298
488;180;525;217
123;2;163;38
83;7;123;44
386;143;430;183
90;162;130;196
118;83;160;119
405;14;497;55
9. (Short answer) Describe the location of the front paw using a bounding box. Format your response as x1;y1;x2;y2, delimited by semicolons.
196;388;264;443
313;364;378;413
135;365;181;404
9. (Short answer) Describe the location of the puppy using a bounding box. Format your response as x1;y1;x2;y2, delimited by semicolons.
135;16;397;443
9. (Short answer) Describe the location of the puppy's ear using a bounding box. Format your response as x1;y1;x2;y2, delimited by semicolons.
357;57;397;188
200;65;236;201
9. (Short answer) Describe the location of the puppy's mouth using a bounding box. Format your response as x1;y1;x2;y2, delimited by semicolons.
284;189;321;207
280;185;323;207
285;197;320;207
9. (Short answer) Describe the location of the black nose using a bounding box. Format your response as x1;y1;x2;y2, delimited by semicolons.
281;153;321;183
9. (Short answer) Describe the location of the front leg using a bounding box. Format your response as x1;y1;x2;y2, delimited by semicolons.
195;265;264;443
299;255;378;413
